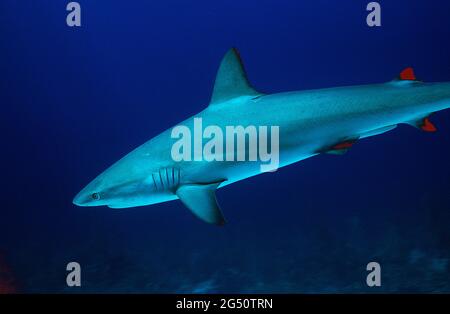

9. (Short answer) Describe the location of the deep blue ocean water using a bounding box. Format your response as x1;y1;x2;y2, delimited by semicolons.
0;0;449;293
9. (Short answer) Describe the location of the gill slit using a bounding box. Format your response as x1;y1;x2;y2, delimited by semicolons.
151;173;158;191
158;170;165;190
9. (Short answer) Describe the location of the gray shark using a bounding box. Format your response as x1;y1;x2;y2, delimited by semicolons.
73;48;450;225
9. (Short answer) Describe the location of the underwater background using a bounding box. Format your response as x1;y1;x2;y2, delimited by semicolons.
1;0;449;293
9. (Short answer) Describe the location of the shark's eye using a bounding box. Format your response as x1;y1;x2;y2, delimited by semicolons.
91;193;100;200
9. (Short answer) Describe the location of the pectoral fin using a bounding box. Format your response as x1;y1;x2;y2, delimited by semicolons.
176;181;226;225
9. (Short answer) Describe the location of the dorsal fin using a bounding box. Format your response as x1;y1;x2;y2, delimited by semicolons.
398;67;417;81
209;48;261;106
389;67;422;86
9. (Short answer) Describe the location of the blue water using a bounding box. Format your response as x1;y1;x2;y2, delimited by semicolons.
1;0;449;293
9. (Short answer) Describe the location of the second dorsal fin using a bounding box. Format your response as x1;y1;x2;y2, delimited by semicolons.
398;67;417;81
209;48;261;106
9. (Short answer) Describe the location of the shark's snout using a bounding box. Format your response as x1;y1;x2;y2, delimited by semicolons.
72;190;92;206
73;184;103;207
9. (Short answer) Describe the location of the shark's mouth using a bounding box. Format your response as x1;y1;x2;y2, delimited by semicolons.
107;204;130;209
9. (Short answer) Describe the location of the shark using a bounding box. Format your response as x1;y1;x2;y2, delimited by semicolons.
73;48;450;225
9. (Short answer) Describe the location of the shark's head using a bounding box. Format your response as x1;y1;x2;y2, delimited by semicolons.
73;153;177;208
72;169;131;207
73;157;152;208
72;176;112;207
73;172;159;208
